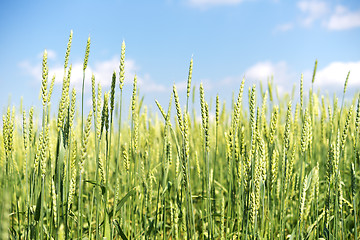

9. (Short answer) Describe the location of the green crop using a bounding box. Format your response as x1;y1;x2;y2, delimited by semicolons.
0;32;359;240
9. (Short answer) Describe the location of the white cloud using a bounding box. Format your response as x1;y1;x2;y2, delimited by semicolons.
137;73;167;93
274;22;294;33
198;78;214;91
314;61;360;87
297;0;329;26
52;56;139;89
47;50;57;60
206;60;359;104
327;6;360;30
36;49;57;60
294;1;360;30
214;61;292;86
243;60;360;90
19;61;42;80
187;0;244;8
213;61;297;97
19;52;167;94
245;61;294;84
174;80;188;92
245;61;296;96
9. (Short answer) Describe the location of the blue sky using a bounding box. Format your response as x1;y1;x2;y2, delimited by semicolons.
0;0;360;115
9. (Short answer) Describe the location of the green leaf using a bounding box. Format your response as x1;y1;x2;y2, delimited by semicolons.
115;187;136;213
114;219;128;240
34;192;41;221
84;180;106;195
107;187;136;218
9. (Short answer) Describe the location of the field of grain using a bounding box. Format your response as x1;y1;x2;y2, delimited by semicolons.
0;32;359;239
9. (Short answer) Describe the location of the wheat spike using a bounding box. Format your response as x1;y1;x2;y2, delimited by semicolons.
47;75;56;104
284;101;292;151
41;50;48;107
110;70;116;114
187;57;193;99
269;106;278;145
64;30;73;69
119;40;126;90
79;111;93;174
83;36;91;71
51;178;57;227
68;136;77;210
311;59;318;84
249;84;256;131
340;105;353;151
173;84;183;132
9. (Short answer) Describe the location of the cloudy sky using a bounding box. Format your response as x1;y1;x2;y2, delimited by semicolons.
0;0;359;114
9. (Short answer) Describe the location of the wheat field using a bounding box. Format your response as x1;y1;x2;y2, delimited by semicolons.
0;31;359;239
